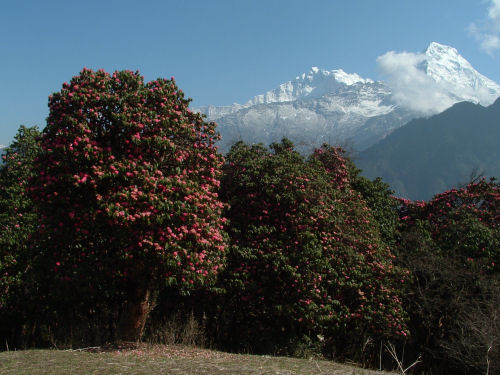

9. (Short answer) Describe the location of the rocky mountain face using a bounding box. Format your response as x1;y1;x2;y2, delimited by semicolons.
197;42;500;154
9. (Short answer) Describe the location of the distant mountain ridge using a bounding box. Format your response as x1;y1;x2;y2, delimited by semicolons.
197;42;500;153
197;68;388;129
357;98;500;200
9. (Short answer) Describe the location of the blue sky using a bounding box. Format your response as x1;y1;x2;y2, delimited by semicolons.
1;0;499;146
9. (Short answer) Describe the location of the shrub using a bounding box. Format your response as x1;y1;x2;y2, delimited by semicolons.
216;140;408;361
0;125;41;349
396;179;500;373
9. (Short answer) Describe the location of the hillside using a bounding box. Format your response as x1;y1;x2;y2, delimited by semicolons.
0;345;397;375
357;98;500;200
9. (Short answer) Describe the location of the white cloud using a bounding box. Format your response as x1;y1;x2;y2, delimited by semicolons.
468;0;500;54
377;51;455;115
488;0;500;29
482;33;500;52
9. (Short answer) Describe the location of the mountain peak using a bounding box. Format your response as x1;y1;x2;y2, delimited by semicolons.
244;67;375;107
425;42;459;57
423;41;472;74
298;67;372;86
419;42;500;105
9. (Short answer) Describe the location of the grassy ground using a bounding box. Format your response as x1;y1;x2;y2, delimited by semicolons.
0;344;396;375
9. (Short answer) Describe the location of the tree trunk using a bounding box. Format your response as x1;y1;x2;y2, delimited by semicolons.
117;283;157;342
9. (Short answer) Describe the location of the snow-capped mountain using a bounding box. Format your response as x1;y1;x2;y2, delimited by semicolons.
198;68;387;123
422;42;500;104
244;67;375;106
198;42;500;153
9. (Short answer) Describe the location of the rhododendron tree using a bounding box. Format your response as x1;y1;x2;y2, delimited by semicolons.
398;179;500;271
218;139;408;358
29;69;227;342
424;180;500;269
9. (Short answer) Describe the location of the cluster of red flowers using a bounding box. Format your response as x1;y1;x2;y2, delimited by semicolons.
398;179;500;272
30;69;227;293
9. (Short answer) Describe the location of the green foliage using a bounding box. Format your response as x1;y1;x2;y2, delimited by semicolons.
353;177;400;248
0;126;41;344
342;155;400;249
216;140;408;359
0;126;40;259
425;180;500;270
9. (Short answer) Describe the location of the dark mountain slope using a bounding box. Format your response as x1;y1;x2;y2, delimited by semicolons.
357;98;500;200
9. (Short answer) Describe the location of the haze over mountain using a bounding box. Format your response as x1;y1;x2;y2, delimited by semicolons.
356;98;500;201
198;42;500;153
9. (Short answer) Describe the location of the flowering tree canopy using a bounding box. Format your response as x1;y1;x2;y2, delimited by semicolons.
398;179;500;271
29;69;227;341
218;140;408;354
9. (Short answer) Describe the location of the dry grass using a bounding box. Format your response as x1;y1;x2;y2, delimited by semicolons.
0;344;396;375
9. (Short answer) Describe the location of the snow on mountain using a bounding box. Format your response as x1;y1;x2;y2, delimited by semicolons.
197;67;377;121
423;42;500;105
378;42;500;115
198;42;500;153
244;67;374;106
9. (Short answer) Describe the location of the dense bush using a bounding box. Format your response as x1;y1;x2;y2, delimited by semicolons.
350;176;400;249
0;126;41;348
28;69;227;343
215;140;408;361
0;127;40;303
0;126;40;348
396;179;500;374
